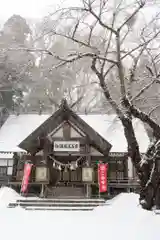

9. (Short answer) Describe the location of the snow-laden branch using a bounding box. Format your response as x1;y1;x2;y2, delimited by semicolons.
118;0;146;31
91;57;124;119
131;77;157;102
123;97;160;139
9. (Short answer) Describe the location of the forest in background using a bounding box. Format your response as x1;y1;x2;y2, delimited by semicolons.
0;10;160;126
0;14;104;114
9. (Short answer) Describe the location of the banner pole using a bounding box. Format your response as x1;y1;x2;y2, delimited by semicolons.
99;184;100;199
98;168;100;199
97;161;100;199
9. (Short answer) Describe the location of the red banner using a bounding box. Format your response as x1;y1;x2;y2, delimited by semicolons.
98;163;108;192
21;163;33;193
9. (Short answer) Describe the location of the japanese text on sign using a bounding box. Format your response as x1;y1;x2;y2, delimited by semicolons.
98;163;108;193
21;163;33;193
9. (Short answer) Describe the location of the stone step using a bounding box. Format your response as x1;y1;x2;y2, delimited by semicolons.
8;202;102;208
24;206;94;211
8;198;106;211
16;198;105;203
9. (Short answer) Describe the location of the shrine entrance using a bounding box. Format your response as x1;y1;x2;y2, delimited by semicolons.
17;100;111;198
45;155;93;198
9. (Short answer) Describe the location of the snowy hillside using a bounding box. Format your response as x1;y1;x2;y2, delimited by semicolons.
0;187;160;240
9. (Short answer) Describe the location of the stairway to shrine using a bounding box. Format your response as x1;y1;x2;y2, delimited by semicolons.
8;198;106;211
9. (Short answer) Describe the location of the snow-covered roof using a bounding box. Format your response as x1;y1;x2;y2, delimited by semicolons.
0;114;149;154
0;114;49;153
0;153;13;159
81;114;150;153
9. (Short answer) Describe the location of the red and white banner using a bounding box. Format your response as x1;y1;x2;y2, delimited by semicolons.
21;163;33;193
98;163;108;193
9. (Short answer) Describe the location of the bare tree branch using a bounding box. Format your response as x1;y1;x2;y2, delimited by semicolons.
104;28;160;78
123;98;160;139
81;2;117;34
50;52;117;69
131;78;156;102
50;30;97;51
115;31;126;98
101;12;116;74
91;57;124;119
118;1;146;31
145;49;158;77
70;95;83;109
149;105;160;117
146;65;154;76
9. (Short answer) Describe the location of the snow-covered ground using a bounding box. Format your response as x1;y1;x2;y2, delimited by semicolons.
0;187;160;240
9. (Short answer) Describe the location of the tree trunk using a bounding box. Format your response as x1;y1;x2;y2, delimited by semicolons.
155;185;160;209
120;96;160;210
120;115;160;210
121;116;141;169
139;170;160;210
139;141;160;210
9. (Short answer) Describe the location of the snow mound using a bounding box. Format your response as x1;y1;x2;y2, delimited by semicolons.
110;192;139;208
0;187;21;207
94;193;139;213
93;193;160;240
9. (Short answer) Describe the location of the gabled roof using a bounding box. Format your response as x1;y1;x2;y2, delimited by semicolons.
19;100;112;155
0;102;150;154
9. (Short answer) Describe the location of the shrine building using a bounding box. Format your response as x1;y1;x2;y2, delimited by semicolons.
0;100;150;198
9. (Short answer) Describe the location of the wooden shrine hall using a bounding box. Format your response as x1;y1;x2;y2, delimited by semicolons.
0;99;150;198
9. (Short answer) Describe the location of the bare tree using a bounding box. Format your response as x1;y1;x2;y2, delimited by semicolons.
24;0;160;209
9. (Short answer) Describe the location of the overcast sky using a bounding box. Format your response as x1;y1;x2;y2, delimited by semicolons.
0;0;63;20
0;0;159;24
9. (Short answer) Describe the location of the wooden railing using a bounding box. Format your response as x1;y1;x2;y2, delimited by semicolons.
0;176;11;184
9;174;139;187
108;178;139;186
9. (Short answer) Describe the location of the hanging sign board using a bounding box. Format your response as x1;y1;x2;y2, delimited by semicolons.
82;167;93;182
98;163;108;192
54;141;80;152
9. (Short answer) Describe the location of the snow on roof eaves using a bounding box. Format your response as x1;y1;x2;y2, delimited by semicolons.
80;115;150;153
0;153;14;159
0;114;150;154
0;145;26;153
0;114;50;154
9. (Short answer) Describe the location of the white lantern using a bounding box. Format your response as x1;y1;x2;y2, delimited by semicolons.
82;167;93;182
70;161;77;171
70;164;74;171
58;165;62;171
36;167;48;182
